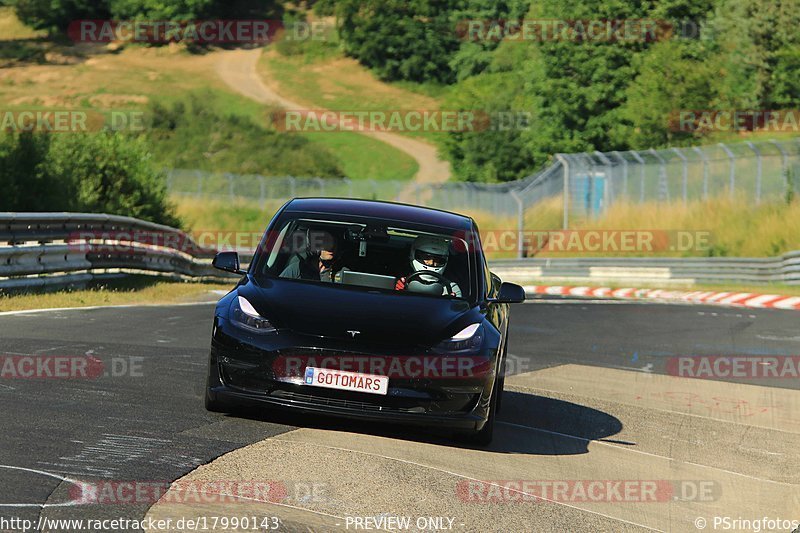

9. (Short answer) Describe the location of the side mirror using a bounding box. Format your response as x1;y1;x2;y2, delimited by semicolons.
497;282;526;303
212;251;246;275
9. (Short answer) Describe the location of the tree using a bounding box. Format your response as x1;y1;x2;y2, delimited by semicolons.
708;0;800;109
8;0;110;33
336;0;461;83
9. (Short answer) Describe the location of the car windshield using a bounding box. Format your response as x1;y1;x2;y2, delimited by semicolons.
253;213;475;301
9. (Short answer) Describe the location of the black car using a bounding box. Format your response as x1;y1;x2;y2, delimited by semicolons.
205;198;525;444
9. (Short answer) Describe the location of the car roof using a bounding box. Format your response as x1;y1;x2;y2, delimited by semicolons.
284;198;474;231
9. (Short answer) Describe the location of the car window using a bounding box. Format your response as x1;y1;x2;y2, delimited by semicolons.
255;214;474;301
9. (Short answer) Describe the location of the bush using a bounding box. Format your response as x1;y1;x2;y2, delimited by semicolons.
0;131;181;227
336;0;461;84
145;92;346;178
47;133;181;226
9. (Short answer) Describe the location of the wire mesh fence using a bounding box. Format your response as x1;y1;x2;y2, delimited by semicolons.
166;137;800;255
560;139;800;223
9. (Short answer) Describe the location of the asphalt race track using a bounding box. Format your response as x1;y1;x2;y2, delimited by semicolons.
0;300;798;532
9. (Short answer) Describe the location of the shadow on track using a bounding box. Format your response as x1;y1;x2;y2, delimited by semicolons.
225;390;623;456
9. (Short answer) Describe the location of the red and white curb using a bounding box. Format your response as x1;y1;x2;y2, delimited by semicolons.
523;285;800;311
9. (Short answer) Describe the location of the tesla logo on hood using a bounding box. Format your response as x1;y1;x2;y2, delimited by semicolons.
346;330;361;338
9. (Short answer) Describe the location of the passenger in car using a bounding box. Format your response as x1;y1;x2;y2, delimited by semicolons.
280;230;342;282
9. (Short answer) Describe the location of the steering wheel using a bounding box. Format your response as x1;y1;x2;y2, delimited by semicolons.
405;270;450;287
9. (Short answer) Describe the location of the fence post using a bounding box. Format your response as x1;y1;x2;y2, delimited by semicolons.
648;148;669;202
630;151;646;202
611;151;628;199
344;178;353;198
555;154;569;229
746;142;762;204
258;175;266;209
719;143;735;199
510;189;524;258
692;146;709;200
671;147;688;204
770;139;789;198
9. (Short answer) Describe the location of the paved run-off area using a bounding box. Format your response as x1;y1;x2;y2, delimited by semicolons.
0;301;797;532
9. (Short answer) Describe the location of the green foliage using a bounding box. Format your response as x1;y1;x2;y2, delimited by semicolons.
441;45;537;182
615;40;718;148
708;0;800;109
336;0;461;83
8;0;279;33
109;0;280;20
8;0;109;32
0;131;58;210
273;9;340;60
145;92;345;178
0;132;181;226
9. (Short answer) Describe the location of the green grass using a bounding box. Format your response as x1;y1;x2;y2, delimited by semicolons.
0;6;417;182
146;91;345;177
303;132;418;181
261;51;446;144
0;276;230;312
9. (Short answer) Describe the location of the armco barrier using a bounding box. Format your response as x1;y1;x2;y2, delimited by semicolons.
0;213;234;290
1;213;798;293
488;254;800;286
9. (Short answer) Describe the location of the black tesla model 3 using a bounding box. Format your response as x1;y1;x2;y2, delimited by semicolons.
205;198;525;444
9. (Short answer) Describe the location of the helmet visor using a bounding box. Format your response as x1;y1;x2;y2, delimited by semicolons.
415;250;447;268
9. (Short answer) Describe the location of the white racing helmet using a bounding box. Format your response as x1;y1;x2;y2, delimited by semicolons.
410;235;450;275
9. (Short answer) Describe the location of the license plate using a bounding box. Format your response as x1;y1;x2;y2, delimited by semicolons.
303;367;388;396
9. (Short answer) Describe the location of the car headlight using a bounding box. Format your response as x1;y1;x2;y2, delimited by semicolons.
435;323;483;353
230;296;276;333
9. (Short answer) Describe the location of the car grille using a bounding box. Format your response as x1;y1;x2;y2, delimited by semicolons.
270;390;425;414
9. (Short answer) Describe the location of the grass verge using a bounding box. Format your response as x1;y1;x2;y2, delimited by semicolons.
260;50;445;144
0;276;231;312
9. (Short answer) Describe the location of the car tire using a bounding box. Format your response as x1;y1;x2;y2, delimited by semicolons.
204;365;232;413
496;345;507;414
464;376;498;446
204;386;228;413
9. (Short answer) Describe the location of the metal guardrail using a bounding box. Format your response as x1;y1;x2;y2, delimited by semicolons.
2;213;798;292
489;252;800;286
0;213;235;291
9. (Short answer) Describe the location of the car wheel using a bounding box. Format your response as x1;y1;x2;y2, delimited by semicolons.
464;376;498;446
204;364;232;413
204;386;228;413
496;348;506;414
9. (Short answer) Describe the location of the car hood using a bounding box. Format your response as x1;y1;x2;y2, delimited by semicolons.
239;278;475;347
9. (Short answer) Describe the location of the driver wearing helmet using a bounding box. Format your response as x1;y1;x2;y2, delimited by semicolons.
394;235;462;298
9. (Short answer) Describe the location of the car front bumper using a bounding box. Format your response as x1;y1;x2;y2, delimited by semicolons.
207;317;498;431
